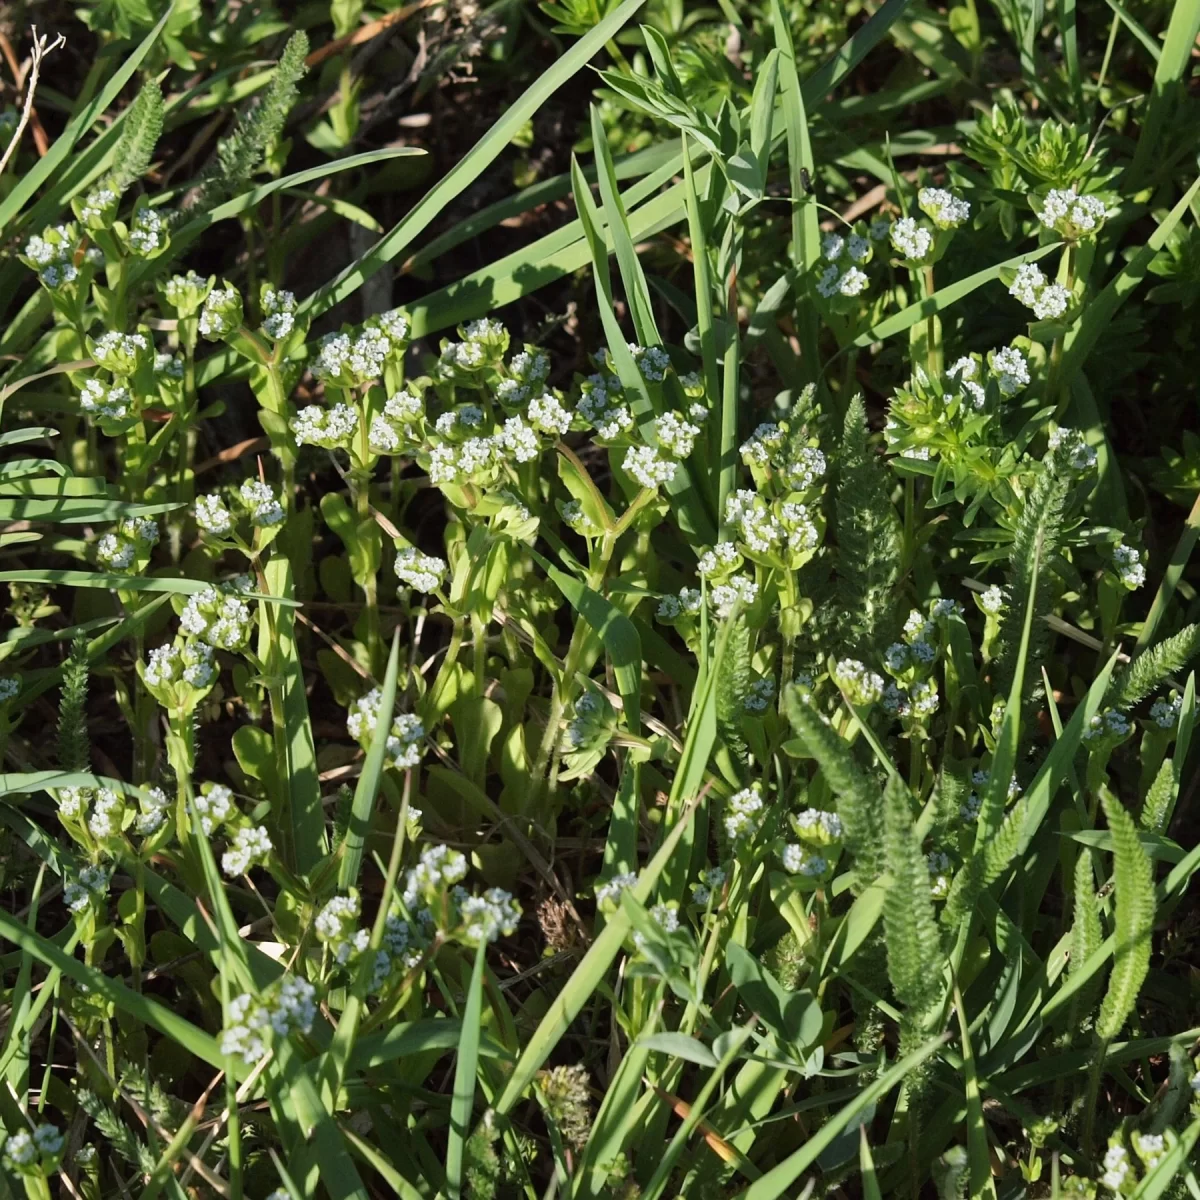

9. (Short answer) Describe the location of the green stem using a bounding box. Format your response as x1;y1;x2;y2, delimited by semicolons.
1049;243;1078;419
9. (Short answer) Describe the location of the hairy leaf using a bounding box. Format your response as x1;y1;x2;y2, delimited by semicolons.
1096;788;1155;1040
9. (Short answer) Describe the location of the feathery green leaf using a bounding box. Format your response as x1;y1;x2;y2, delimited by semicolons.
1095;788;1155;1041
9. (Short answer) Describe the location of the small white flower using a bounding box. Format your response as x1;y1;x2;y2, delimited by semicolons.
194;784;234;836
291;403;359;449
725;786;764;842
523;392;570;437
918;187;970;229
622;445;678;489
656;411;700;458
394;546;446;593
990;345;1030;396
222;826;272;876
1032;282;1070;321
1100;1144;1129;1191
833;659;885;706
698;542;741;578
498;416;540;463
739;423;784;466
239;480;284;527
979;585;1005;614
457;887;521;946
595;872;638;908
1009;263;1047;307
631;344;670;382
96;533;135;570
1150;694;1181;729
1113;543;1146;590
821;232;845;261
710;575;758;618
890;217;933;261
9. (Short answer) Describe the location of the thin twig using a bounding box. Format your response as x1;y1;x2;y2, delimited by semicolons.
0;26;65;178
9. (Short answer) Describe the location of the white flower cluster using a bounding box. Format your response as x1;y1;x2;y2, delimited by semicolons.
163;270;212;315
220;975;317;1066
134;786;171;836
96;516;159;571
979;585;1006;614
435;406;485;437
782;845;827;877
316;894;370;964
315;328;392;386
723;490;820;559
990;345;1031;398
199;287;243;339
222;826;272;877
194;783;235;835
566;690;611;749
1084;709;1132;743
292;402;359;449
91;330;150;375
79;186;117;225
1008;263;1070;320
655;587;702;622
821;231;871;264
655;411;700;458
428;436;497;485
128;205;168;255
725;785;765;842
454;886;521;946
710;576;759;619
817;262;869;299
577;373;633;441
239;480;285;526
3;1123;64;1171
1150;694;1181;729
1112;543;1145;590
784;445;827;490
180;583;254;651
817;228;872;298
690;865;726;906
526;392;572;437
890;216;933;262
791;808;844;842
346;688;426;769
64;864;110;912
403;844;468;907
0;677;19;703
370;390;424;453
23;224;79;288
629;343;670;382
918;187;971;229
497;416;539;462
79;378;131;421
194;493;233;535
744;677;776;712
394;546;446;593
261;286;297;340
1047;426;1097;472
1100;1144;1129;1192
833;658;885;706
622;445;678;490
1036;187;1108;238
883;677;939;719
595;872;638;909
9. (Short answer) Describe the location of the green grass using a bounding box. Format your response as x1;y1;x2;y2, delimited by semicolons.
0;0;1198;1197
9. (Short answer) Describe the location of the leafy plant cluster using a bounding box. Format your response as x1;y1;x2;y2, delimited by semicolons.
0;1;1198;1198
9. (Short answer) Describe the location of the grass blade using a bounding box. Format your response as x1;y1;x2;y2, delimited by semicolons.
301;0;648;321
446;941;487;1199
338;629;401;890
